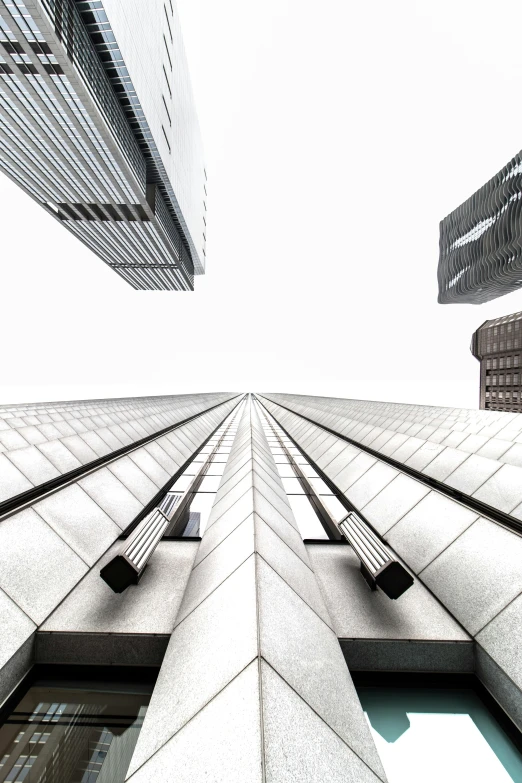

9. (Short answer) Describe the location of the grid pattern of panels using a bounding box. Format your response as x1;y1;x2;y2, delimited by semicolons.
260;394;522;732
0;392;237;502
74;0;204;275
0;0;195;289
0;396;240;710
438;151;522;304
161;404;244;538
126;398;386;783
96;0;206;274
256;402;346;540
472;311;522;412
260;393;522;520
38;0;144;182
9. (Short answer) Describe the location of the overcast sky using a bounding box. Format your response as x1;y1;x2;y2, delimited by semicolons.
2;0;522;408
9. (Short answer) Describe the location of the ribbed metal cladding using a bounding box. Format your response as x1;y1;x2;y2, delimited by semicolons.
339;513;389;571
125;397;388;783
95;392;243;577
0;0;201;289
125;508;172;570
100;471;191;592
338;512;413;599
100;401;242;592
438;151;522;304
100;496;181;592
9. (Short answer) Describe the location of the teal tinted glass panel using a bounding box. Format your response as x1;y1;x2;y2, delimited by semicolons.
0;677;151;782
358;686;522;783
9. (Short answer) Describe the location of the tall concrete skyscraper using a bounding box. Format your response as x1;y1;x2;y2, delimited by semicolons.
1;391;522;780
438;151;522;304
471;311;522;412
0;0;206;290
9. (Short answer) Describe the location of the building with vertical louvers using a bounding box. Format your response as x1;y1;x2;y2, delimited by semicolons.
438;151;522;304
471;310;522;411
1;391;522;781
0;0;206;290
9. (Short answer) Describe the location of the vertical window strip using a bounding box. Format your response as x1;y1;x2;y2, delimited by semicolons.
164;5;173;43
162;124;171;153
163;34;172;71
162;64;172;99
162;93;171;125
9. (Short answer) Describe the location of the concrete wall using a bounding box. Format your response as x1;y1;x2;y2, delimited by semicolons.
0;394;239;704
2;390;522;780
126;400;387;782
0;393;236;503
307;543;473;674
261;393;522;731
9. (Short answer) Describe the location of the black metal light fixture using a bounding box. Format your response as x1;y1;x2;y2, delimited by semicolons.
256;400;413;600
338;511;413;599
101;410;239;593
101;465;213;593
100;496;182;593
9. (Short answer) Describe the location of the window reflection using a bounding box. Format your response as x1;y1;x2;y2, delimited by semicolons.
287;495;329;540
170;474;193;492
182;492;215;536
281;477;304;495
197;475;221;493
358;685;522;783
276;464;296;478
0;673;153;783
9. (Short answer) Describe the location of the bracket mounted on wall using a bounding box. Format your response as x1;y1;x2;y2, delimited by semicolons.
339;511;414;599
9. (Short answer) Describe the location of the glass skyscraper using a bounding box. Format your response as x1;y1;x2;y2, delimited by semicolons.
1;391;522;781
438;151;522;305
0;0;206;290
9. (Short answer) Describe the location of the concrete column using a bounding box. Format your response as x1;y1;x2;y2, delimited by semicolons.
126;399;386;782
0;396;239;705
260;393;522;734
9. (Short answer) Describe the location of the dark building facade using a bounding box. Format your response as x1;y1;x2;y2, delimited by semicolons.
471;311;522;411
438;151;522;304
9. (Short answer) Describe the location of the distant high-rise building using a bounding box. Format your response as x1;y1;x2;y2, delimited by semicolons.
1;391;522;780
471;311;522;411
0;0;206;290
438;151;522;304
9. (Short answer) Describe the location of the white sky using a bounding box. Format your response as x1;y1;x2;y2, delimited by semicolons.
2;0;522;408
